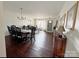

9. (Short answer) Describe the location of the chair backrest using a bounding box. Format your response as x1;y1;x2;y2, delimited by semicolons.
16;27;22;37
11;25;16;30
31;26;36;37
11;25;17;35
7;26;12;34
32;26;36;31
22;25;26;29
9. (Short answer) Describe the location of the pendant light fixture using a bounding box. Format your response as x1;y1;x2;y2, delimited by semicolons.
17;8;26;20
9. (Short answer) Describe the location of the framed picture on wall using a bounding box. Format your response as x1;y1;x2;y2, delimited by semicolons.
66;3;77;29
61;14;66;26
75;2;79;31
58;14;66;26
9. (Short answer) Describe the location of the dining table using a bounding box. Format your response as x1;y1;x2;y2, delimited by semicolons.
21;29;31;34
21;29;32;40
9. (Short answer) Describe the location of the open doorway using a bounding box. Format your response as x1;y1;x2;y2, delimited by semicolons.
36;19;47;31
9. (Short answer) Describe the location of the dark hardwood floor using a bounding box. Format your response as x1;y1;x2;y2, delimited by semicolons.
5;31;53;57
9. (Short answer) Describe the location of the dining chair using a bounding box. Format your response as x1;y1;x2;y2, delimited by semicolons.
15;27;28;43
11;25;17;38
30;26;36;41
7;26;12;35
22;25;26;29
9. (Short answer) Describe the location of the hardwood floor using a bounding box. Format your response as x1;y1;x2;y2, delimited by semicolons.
5;31;53;57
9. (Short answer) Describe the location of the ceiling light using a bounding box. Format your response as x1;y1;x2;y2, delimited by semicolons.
49;20;52;23
17;8;26;20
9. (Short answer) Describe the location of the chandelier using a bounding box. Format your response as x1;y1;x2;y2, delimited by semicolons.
17;8;26;20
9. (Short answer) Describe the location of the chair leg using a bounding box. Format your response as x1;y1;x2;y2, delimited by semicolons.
30;37;32;43
34;36;35;41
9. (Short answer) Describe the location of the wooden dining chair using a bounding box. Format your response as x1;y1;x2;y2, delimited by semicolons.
7;26;12;35
15;27;28;43
11;25;17;38
22;25;26;29
30;26;36;41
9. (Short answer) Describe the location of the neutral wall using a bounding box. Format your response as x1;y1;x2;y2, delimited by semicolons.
59;1;79;57
4;10;35;27
0;2;6;57
4;9;35;35
59;1;77;17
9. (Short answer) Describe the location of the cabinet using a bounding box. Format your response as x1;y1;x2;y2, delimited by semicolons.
53;32;67;57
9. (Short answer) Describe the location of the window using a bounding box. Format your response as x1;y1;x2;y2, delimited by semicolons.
36;19;47;30
59;14;65;26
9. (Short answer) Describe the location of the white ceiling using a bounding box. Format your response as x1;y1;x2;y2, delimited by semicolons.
4;1;65;18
